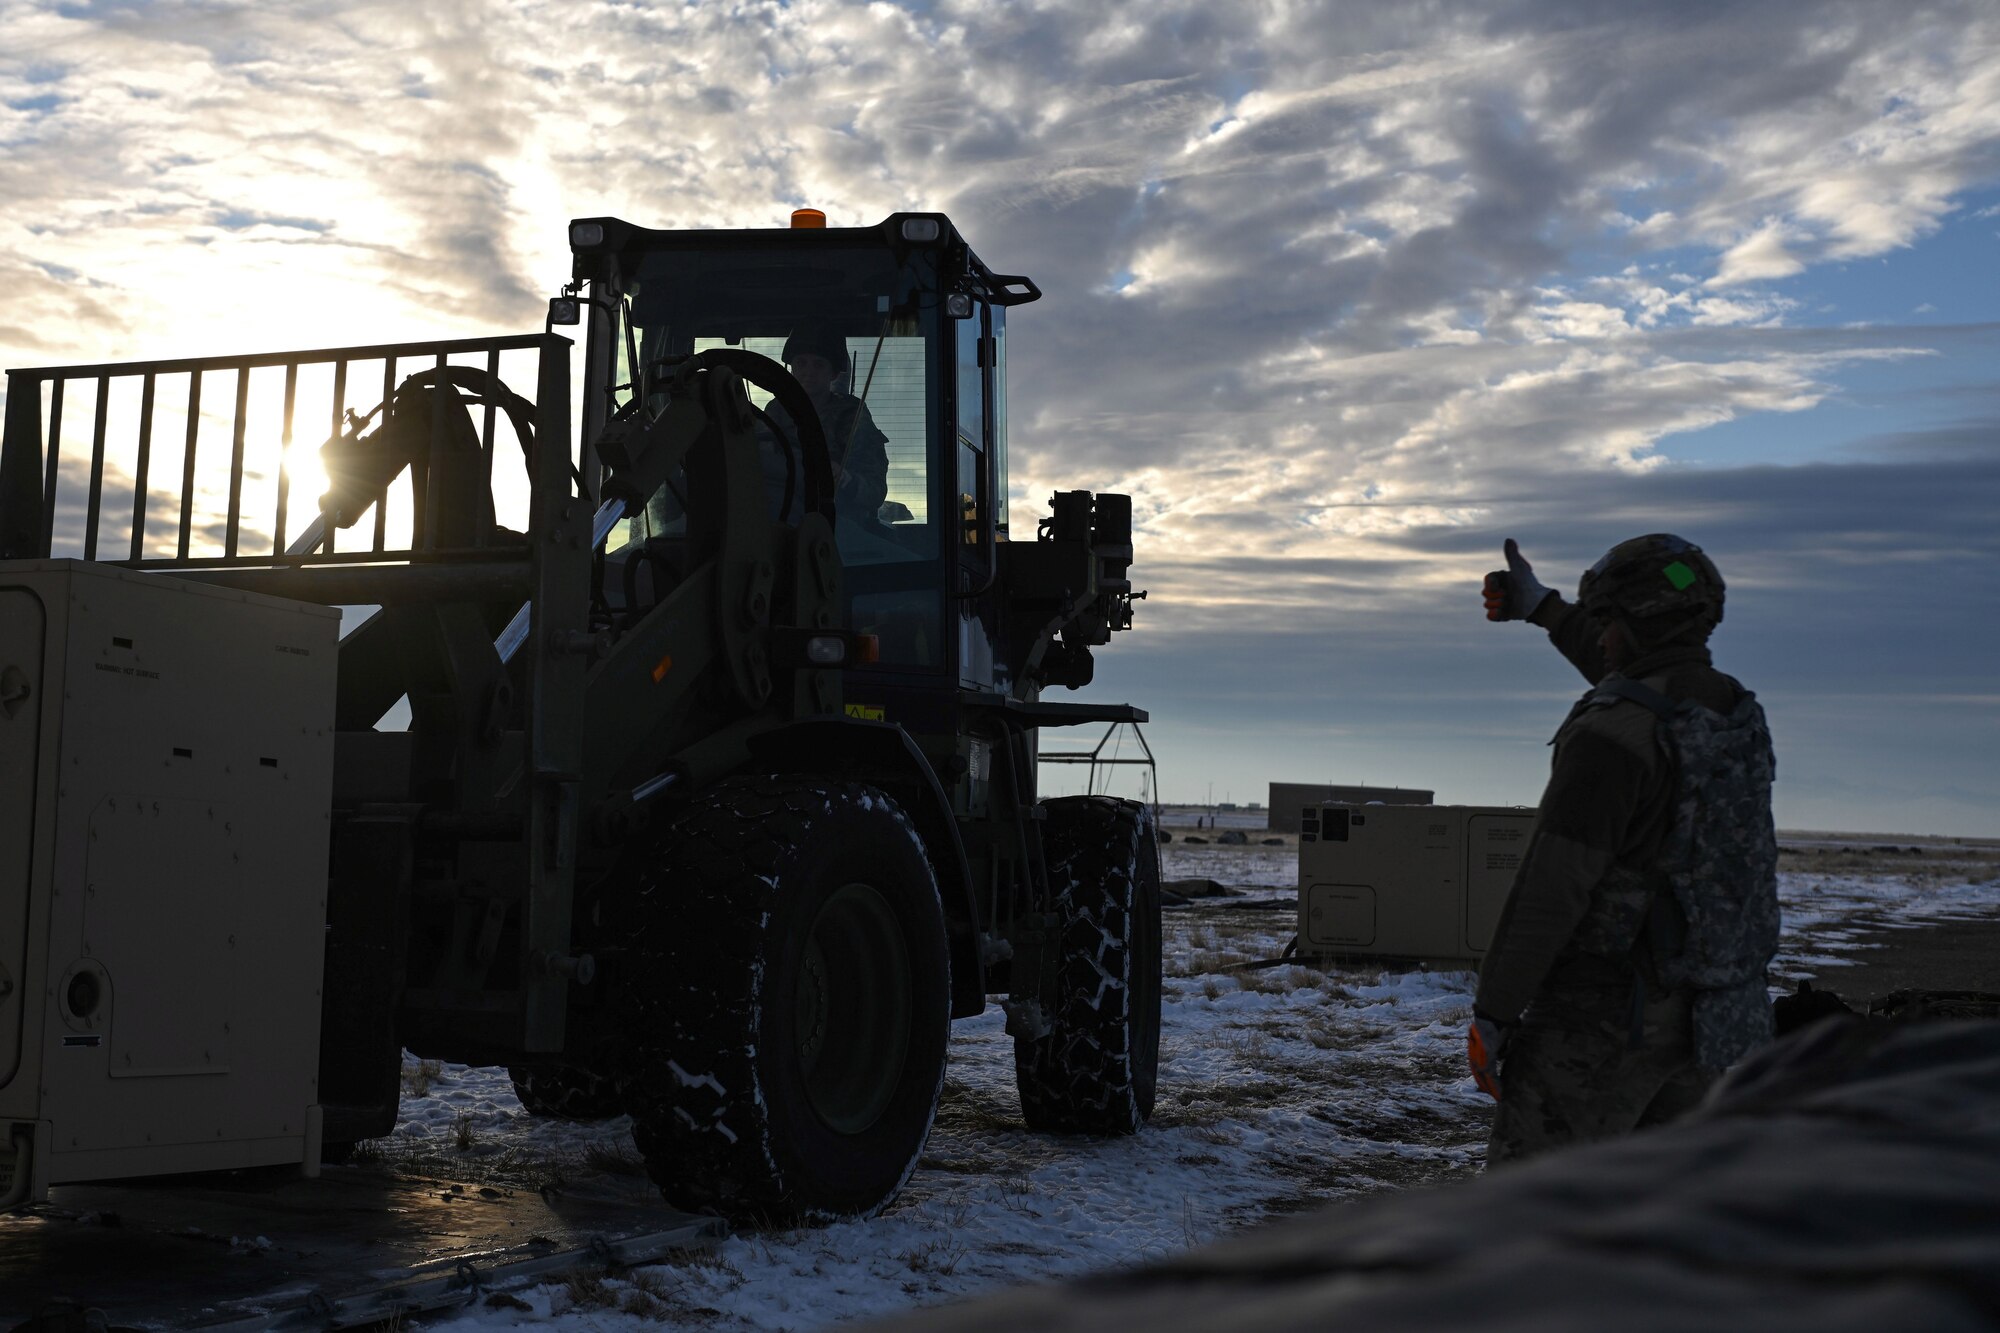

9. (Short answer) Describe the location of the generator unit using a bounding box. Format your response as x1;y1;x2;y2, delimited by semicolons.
0;561;337;1201
1297;803;1536;966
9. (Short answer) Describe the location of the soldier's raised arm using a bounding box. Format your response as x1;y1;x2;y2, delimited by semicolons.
1482;538;1607;684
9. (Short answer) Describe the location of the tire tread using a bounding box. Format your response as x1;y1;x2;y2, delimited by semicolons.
1014;796;1162;1135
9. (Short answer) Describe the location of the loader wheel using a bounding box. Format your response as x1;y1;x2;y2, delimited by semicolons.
507;1065;624;1122
1013;796;1162;1135
614;777;950;1221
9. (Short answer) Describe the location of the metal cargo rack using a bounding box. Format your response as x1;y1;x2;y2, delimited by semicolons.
1;332;573;604
1;331;598;1058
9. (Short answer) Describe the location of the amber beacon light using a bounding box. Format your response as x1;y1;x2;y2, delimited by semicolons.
791;207;827;228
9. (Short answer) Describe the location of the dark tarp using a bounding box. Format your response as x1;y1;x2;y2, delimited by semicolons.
872;1018;2000;1332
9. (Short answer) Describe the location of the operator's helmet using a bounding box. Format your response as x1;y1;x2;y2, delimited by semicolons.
1576;533;1725;635
781;326;850;372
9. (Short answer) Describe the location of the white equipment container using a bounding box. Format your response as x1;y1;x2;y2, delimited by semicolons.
0;560;338;1203
1296;803;1536;965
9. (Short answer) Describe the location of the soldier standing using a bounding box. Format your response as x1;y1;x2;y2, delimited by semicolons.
1468;534;1779;1165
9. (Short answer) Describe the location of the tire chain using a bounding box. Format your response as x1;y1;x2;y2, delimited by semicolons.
1014;796;1155;1134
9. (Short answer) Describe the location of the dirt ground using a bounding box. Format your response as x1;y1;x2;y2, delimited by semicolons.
1792;914;2000;1000
1777;832;2000;1000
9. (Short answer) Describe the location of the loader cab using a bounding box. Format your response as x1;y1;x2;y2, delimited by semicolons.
567;212;1038;696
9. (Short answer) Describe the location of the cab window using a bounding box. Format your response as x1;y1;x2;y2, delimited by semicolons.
618;246;946;668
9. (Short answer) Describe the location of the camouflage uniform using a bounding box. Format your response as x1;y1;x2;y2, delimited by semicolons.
764;393;890;524
1477;596;1776;1166
1487;986;1710;1166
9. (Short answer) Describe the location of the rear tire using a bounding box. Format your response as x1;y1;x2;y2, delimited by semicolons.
613;776;950;1221
508;1066;624;1122
1014;796;1162;1134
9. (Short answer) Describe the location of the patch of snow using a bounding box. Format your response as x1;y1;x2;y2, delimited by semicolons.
668;1060;727;1095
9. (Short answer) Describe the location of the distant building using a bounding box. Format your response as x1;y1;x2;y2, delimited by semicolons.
1267;782;1436;831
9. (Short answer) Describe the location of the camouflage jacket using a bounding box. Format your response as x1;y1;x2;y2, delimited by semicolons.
1475;597;1779;1068
765;393;890;522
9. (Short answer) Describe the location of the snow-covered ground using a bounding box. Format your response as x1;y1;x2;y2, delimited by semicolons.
375;846;2000;1331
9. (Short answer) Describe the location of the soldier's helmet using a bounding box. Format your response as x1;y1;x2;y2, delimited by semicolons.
1576;533;1725;633
782;326;850;370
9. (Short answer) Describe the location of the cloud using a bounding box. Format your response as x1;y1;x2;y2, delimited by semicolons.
1711;219;1807;287
0;254;129;355
1118;431;2000;633
6;1;1996;355
1086;444;2000;832
4;0;2000;831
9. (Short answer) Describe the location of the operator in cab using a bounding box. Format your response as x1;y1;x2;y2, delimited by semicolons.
762;325;890;528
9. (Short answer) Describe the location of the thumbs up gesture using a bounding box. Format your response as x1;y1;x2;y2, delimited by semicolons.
1482;538;1555;622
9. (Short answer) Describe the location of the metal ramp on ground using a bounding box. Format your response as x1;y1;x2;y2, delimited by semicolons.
2;1162;721;1330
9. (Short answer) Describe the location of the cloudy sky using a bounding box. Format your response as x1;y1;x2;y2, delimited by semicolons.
4;0;1997;835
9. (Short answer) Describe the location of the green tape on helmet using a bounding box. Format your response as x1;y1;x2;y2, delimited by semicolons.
1662;561;1696;590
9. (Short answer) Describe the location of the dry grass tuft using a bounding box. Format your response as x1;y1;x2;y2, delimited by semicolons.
991;1175;1046;1215
618;1287;662;1316
1301;1012;1345;1051
656;1244;746;1287
1236;964;1320;995
583;1143;649;1177
401;1058;443;1098
341;1137;385;1165
559;1272;616;1310
1228;1030;1273;1062
901;1238;969;1275
1156;1077;1296;1126
930;1083;1025;1137
1179;1196;1207;1248
1176;948;1259;977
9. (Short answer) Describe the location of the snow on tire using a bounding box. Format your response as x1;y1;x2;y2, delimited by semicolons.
1014;796;1163;1135
612;776;951;1222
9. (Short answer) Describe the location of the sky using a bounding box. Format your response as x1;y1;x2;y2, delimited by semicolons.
2;0;1997;835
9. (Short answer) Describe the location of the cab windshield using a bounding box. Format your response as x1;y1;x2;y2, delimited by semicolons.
612;244;945;666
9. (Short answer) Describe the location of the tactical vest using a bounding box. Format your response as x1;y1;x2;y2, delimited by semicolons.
1564;676;1780;1071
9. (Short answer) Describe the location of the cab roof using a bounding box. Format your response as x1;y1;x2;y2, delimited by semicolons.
567;212;1039;306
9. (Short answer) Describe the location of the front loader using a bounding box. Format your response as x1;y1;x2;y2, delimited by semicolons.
0;210;1157;1221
